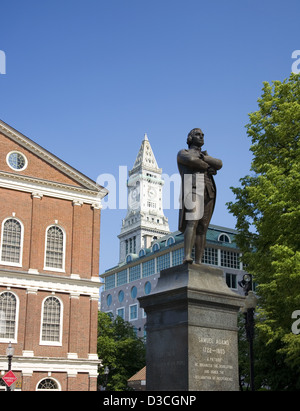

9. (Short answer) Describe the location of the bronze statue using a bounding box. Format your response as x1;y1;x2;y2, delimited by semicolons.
177;128;223;264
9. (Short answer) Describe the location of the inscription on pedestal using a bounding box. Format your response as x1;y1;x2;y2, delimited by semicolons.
196;337;233;382
190;328;239;390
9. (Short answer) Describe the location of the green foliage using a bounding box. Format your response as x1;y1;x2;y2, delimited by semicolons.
228;74;300;389
238;312;300;391
97;312;146;391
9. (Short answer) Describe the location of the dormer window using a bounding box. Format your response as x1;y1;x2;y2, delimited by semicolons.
139;249;146;258
166;237;175;246
152;243;160;253
218;233;231;243
126;254;133;263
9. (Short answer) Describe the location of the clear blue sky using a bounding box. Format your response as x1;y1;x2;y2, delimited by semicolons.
0;0;299;273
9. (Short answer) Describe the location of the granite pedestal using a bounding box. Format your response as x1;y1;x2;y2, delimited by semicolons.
139;263;244;391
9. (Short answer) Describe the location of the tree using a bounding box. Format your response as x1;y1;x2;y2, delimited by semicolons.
97;312;146;391
227;73;300;389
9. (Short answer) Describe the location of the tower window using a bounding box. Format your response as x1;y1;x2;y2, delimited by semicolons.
147;201;156;208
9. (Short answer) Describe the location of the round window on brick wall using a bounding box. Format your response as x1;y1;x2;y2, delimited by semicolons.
7;151;28;171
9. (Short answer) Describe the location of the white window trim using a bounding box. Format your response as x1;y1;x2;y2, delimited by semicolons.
0;290;20;344
6;151;28;172
0;217;24;267
129;303;138;321
39;295;63;346
43;224;66;273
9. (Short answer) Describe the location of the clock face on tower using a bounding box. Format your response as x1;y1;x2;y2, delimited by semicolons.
128;182;140;210
148;187;157;199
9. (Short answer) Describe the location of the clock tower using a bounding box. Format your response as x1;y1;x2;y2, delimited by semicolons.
118;134;170;262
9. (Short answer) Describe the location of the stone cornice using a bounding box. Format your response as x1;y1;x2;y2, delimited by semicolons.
0;170;107;205
0;355;100;376
0;268;103;298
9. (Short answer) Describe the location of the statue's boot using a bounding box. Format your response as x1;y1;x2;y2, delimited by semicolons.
194;234;205;265
183;223;196;264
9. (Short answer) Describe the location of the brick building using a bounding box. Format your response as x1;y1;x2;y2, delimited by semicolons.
0;120;108;391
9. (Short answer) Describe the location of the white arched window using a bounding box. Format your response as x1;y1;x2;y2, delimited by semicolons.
36;378;61;391
166;236;175;247
40;296;63;345
126;254;132;263
44;225;65;271
152;243;160;253
0;291;19;342
0;218;23;266
139;248;146;258
218;233;231;243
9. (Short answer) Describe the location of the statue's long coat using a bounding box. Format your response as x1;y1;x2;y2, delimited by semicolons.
177;149;218;233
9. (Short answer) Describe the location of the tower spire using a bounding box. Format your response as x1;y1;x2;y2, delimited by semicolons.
130;133;160;175
118;133;170;262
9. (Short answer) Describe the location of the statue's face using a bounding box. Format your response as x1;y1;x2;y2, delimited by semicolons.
191;129;204;147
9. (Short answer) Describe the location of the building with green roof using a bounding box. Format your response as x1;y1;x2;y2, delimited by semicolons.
100;135;249;338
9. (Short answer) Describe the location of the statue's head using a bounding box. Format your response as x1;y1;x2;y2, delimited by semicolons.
187;128;204;148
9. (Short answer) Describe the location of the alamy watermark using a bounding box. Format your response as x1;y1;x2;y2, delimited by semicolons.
97;165;204;220
1;49;299;76
0;50;6;74
291;50;300;74
97;166;182;211
291;310;300;335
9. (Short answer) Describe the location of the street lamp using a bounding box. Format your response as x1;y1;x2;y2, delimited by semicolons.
238;274;252;296
241;290;258;391
6;342;14;392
